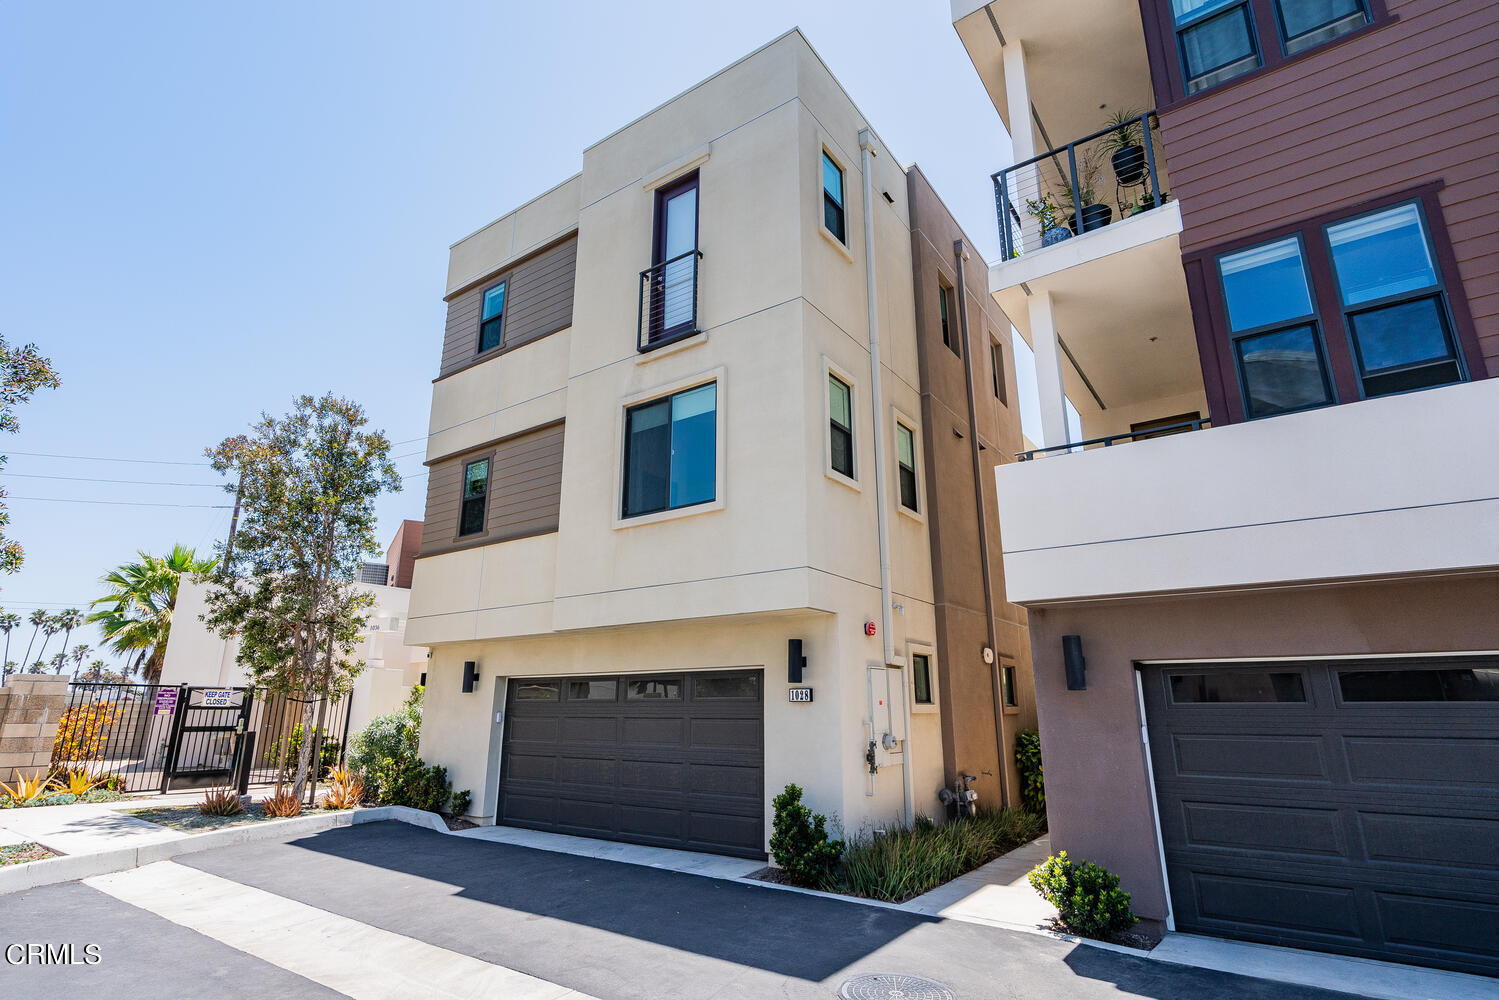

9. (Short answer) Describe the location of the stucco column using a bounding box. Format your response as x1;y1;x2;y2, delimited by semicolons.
1002;40;1035;162
1027;291;1069;450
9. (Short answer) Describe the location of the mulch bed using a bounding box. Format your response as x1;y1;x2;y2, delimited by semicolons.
747;866;796;886
126;803;344;833
1048;918;1163;951
0;842;57;866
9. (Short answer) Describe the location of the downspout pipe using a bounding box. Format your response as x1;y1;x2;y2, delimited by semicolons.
859;128;899;672
952;238;1010;807
860;129;913;828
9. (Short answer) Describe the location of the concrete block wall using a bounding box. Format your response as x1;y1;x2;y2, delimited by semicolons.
0;675;69;784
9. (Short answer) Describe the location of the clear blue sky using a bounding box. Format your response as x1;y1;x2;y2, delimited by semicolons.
0;2;1015;668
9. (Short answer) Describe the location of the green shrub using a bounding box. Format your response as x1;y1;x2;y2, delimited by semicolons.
1015;730;1045;816
842;808;1045;902
450;788;472;817
348;686;423;799
770;784;843;888
378;757;451;814
1028;850;1136;937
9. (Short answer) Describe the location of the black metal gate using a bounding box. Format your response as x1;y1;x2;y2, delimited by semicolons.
53;682;352;799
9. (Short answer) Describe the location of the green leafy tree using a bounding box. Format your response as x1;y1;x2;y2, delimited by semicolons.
88;545;215;684
201;394;400;802
0;335;60;577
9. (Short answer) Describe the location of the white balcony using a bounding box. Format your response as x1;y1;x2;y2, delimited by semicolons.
995;377;1499;605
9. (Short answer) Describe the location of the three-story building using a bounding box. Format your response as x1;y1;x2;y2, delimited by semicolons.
954;0;1498;976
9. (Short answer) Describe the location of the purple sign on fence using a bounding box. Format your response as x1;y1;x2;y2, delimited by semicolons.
153;688;179;716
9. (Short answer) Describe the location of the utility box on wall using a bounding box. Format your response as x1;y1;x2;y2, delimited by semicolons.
867;665;907;750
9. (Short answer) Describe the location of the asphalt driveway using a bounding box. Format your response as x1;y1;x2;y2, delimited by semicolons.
112;820;1364;1000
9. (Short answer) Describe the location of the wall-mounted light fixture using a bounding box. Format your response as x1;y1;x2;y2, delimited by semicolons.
788;639;807;683
1062;635;1086;691
462;660;480;693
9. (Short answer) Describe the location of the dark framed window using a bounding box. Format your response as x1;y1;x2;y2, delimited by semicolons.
627;677;681;700
822;152;846;244
1273;0;1368;55
1217;235;1335;418
567;679;617;701
938;282;959;356
829;373;854;479
1170;670;1308;703
1172;0;1260;95
694;673;758;700
1325;201;1462;398
514;680;560;701
1338;666;1499;703
622;382;716;518
459;458;489;536
911;653;933;705
479;281;506;353
648;172;699;345
1002;664;1017;708
895;422;918;512
990;341;1007;405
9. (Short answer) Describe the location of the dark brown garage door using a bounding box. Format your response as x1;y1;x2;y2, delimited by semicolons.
498;670;764;858
1143;657;1499;976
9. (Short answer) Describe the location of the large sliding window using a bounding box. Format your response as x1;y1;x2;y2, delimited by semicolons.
1218;236;1334;418
828;374;855;479
459;458;490;536
1325;202;1461;398
622;383;717;518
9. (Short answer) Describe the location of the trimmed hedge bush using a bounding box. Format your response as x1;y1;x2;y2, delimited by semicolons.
1014;730;1045;816
770;784;843;888
1028;850;1136;937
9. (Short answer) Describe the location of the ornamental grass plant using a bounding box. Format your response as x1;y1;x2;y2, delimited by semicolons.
840;808;1046;903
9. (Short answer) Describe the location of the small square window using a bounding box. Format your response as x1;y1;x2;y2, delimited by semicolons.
822;152;846;244
627;677;681;700
911;653;933;705
1275;0;1368;55
896;423;918;512
1173;0;1260;95
622;383;716;518
479;282;506;353
567;680;617;701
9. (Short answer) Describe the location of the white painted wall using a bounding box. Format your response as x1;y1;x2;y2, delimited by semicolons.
996;377;1499;603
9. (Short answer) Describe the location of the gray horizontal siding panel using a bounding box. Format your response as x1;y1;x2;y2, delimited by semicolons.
438;234;577;379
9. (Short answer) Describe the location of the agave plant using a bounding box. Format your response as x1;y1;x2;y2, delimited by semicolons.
319;765;364;810
199;787;244;817
261;788;303;818
0;770;57;805
61;769;102;796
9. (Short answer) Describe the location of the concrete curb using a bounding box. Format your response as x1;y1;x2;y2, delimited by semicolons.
0;805;448;895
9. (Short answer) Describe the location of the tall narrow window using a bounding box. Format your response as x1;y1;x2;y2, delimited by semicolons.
938;283;959;355
622;383;717;518
1002;664;1018;708
479;282;506;353
990;341;1007;405
648;173;699;344
895;422;918;512
1325;202;1462;398
828;374;855;479
1274;0;1367;55
822;152;846;244
1172;0;1260;94
459;458;489;536
912;653;933;705
1218;236;1333;418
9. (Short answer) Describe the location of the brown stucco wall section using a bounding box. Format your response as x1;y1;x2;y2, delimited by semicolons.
906;166;1038;809
384;519;423;588
1027;572;1499;925
1151;0;1499;371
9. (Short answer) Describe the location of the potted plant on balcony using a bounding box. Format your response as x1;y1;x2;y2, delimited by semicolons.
1130;190;1169;216
1102;109;1147;187
1056;151;1111;234
1026;193;1072;247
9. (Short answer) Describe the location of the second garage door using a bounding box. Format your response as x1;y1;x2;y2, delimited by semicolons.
498;670;764;858
1143;657;1499;976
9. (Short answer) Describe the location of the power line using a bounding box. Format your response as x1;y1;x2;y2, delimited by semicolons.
3;450;211;466
3;472;224;487
5;496;231;509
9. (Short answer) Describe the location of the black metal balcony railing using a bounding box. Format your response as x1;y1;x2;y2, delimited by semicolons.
1015;417;1209;461
993;111;1166;261
638;249;703;352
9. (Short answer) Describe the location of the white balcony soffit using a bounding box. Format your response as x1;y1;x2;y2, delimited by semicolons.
954;0;1156;146
998;203;1201;412
995;378;1499;604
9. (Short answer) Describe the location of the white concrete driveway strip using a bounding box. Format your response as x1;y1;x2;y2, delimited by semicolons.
86;861;599;1000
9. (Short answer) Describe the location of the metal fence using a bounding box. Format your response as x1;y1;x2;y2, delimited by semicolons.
52;682;351;799
638;249;703;352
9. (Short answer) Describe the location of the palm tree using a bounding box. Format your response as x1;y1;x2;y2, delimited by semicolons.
0;611;18;686
88;545;216;685
56;608;84;658
86;659;106;683
33;612;62;667
21;608;46;666
68;643;90;680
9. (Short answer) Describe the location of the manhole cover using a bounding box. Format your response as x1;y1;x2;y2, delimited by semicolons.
837;973;955;1000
